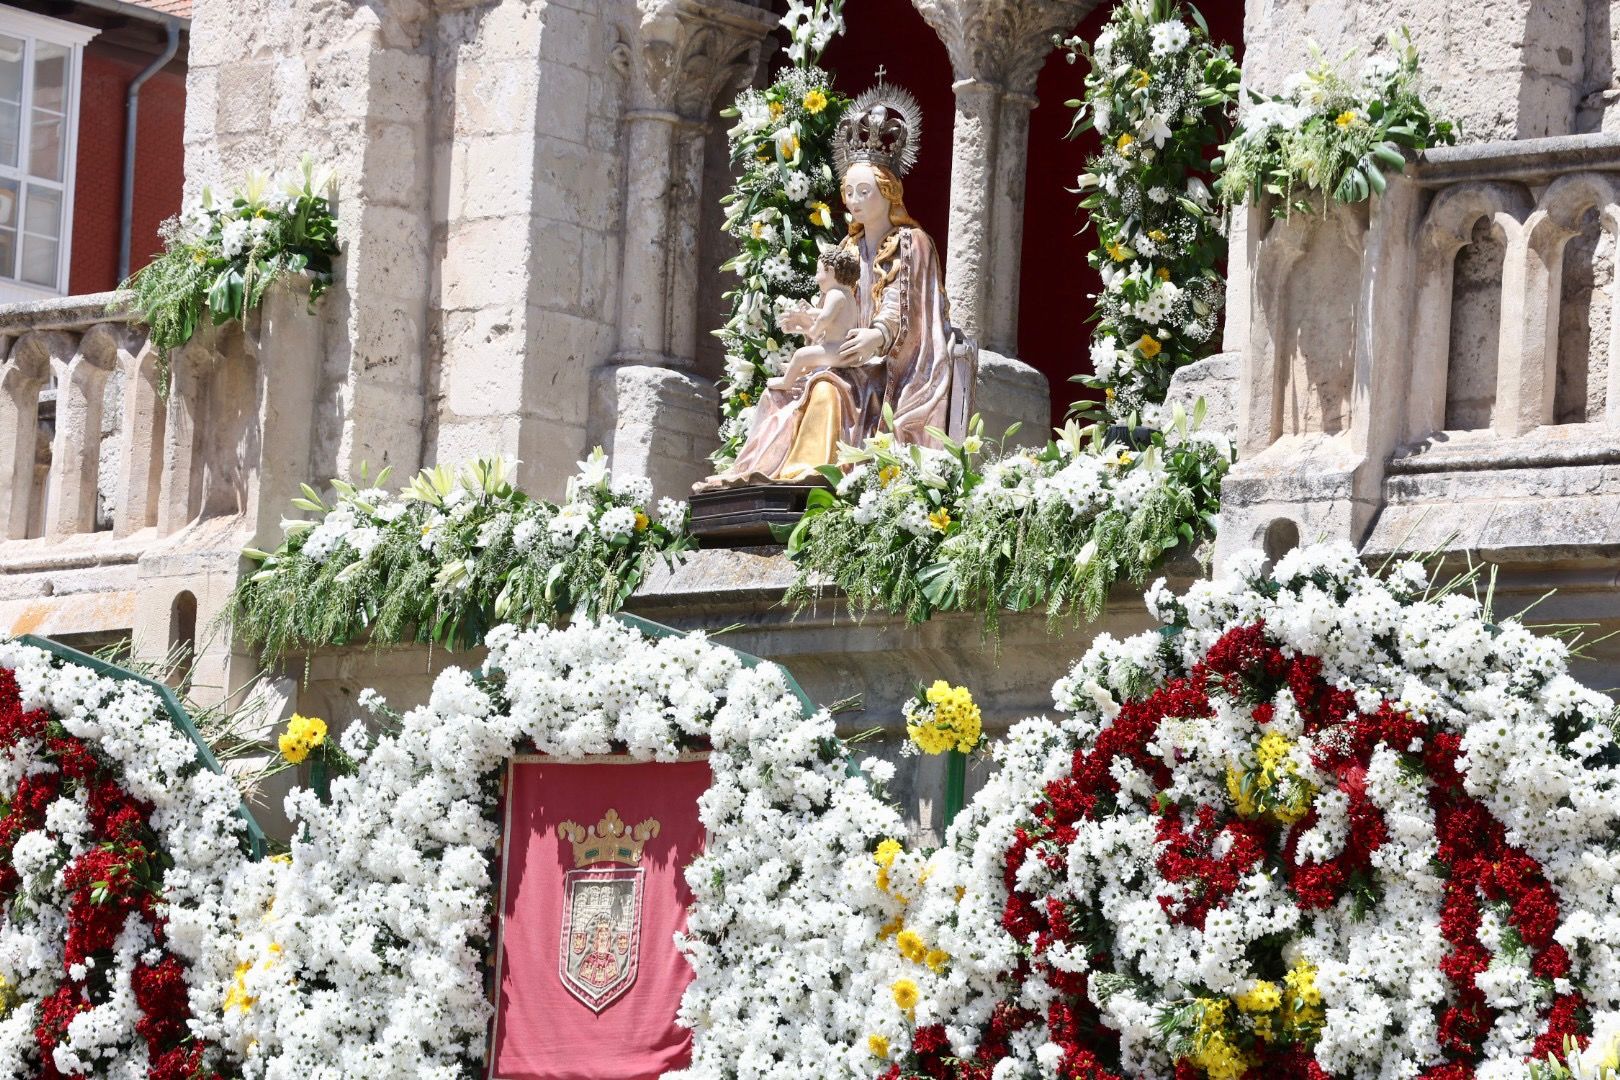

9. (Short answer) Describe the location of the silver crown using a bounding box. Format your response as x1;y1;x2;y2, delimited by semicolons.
833;83;922;178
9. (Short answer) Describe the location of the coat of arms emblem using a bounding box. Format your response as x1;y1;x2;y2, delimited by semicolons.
556;809;661;1012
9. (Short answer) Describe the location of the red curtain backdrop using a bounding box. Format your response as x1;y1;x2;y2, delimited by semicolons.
821;0;1245;428
489;757;711;1080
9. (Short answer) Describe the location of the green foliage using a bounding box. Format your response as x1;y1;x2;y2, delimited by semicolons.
1060;0;1240;420
229;452;693;663
121;156;340;390
1218;29;1457;218
784;405;1231;632
713;65;851;469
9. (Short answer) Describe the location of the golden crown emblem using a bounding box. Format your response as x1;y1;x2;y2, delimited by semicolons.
558;809;660;869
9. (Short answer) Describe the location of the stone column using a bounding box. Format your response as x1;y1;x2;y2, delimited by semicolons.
590;0;776;496
913;0;1092;441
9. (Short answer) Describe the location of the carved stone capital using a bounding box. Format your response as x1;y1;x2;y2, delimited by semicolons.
627;0;778;122
912;0;1099;98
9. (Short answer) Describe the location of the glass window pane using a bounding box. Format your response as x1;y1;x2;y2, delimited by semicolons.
23;184;58;237
20;231;55;287
31;43;65;113
20;184;59;287
27;109;62;181
0;176;18;277
0;101;17;168
0;35;23;105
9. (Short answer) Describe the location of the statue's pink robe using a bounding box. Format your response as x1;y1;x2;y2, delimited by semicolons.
715;224;973;484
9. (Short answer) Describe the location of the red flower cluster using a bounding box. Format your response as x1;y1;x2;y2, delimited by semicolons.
0;666;222;1080
896;623;1590;1080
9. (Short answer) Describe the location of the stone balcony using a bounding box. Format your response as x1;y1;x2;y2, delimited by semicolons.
1219;132;1620;685
0;285;324;695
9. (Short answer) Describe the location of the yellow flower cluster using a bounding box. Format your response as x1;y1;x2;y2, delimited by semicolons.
0;973;14;1018
896;928;950;974
906;681;982;755
1180;963;1324;1077
278;713;327;765
891;977;919;1011
1226;730;1313;824
1189;999;1248;1080
802;89;829;114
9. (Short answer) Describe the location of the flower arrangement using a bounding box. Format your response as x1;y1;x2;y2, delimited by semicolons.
215;616;904;1078
123;156;339;387
904;681;983;756
1219;30;1457;217
712;2;849;469
1061;0;1240;418
785;408;1231;630
853;543;1620;1079
0;641;251;1079
228;451;692;662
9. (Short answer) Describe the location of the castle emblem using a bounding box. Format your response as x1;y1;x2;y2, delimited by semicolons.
556;809;660;1012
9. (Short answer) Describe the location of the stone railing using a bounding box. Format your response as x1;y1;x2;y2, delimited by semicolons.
1220;134;1620;562
0;293;161;542
0;285;324;697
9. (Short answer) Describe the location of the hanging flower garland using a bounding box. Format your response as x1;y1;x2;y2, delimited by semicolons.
785;410;1232;630
1219;30;1456;218
712;1;850;469
217;617;903;1078
0;642;250;1079
229;451;691;662
1062;0;1240;421
853;543;1620;1079
123;156;339;390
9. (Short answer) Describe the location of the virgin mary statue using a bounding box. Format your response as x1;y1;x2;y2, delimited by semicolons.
697;83;976;490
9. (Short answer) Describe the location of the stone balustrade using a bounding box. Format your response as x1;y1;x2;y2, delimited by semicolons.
0;284;324;702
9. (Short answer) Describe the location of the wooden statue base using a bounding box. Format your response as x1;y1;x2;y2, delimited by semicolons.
688;481;827;547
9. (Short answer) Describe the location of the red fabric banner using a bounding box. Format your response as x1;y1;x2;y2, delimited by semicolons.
488;756;710;1080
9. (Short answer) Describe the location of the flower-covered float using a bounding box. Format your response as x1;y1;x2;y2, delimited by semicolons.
0;641;254;1079
858;545;1620;1080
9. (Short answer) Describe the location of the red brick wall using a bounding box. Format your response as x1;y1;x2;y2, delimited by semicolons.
68;46;185;295
822;0;1245;427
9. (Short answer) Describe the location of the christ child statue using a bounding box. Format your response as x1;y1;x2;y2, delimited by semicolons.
768;247;862;390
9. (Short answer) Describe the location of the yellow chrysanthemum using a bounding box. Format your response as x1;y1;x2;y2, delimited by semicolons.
1134;334;1162;359
897;929;926;962
877;914;904;940
223;961;256;1013
1156;266;1172;281
769;101;785;120
633;510;649;531
1335;109;1359;128
868;1034;890;1058
802;89;829;114
875;838;903;868
1106;240;1129;262
1132;68;1151;88
924;948;950;973
891;978;919;1011
1116;133;1136;153
877;464;902;487
1235;981;1281;1014
927;507;952;532
278;713;327;765
808;200;832;228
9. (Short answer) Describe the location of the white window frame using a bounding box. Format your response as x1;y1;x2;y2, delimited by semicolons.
0;5;96;303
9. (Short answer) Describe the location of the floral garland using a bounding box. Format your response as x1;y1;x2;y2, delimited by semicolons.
712;2;849;469
1063;0;1239;419
1219;30;1456;217
853;543;1620;1079
785;410;1231;630
229;451;691;662
0;642;250;1079
218;617;904;1079
123;156;339;387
